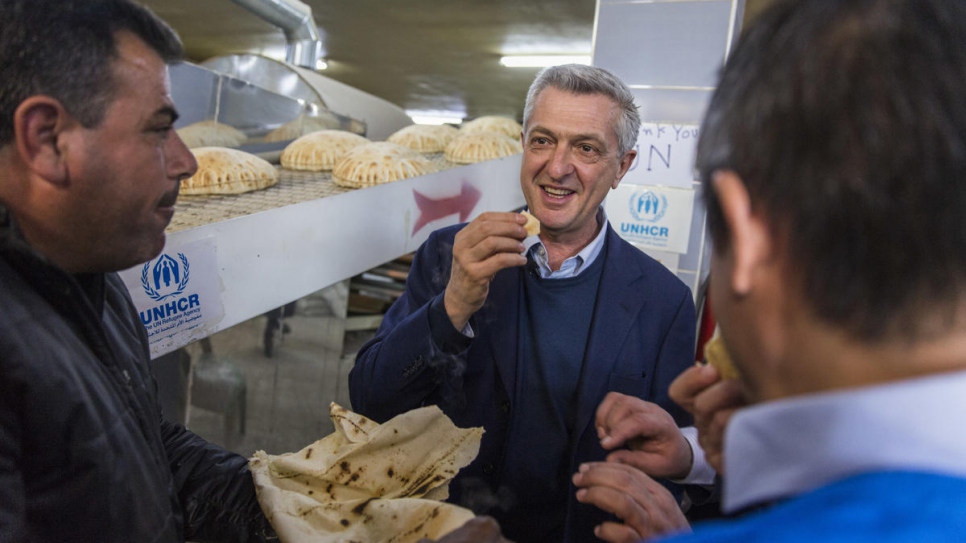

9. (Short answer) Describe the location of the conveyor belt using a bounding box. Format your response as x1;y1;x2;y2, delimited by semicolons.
168;153;458;233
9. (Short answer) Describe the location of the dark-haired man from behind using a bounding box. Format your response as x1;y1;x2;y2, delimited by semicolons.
572;0;966;541
0;1;274;541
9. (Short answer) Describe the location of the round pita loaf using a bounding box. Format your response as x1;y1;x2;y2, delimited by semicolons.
265;112;343;142
181;147;278;195
333;142;437;188
459;115;523;139
176;120;247;149
444;131;523;164
280;130;371;171
387;124;459;154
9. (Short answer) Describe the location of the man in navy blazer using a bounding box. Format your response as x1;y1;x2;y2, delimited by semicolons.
350;64;696;543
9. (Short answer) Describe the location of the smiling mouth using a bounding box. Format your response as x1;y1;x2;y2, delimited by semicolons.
542;186;574;198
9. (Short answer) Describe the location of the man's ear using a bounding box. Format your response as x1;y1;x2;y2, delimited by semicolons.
13;96;73;187
711;170;772;295
612;149;637;189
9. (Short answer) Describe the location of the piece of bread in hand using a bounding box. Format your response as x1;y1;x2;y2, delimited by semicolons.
521;210;540;237
704;334;739;380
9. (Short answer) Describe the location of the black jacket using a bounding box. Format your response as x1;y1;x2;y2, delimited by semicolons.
0;210;275;542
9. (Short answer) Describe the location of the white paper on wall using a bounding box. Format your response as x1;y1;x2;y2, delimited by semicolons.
606;184;696;254
624;123;700;189
119;236;225;357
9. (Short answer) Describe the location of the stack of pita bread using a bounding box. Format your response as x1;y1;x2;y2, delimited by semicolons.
332;142;437;188
280;130;371;171
250;403;482;543
180;147;278;195
387;124;459;154
176;120;248;149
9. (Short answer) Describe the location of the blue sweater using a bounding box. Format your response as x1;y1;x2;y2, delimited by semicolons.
503;252;606;541
661;471;966;542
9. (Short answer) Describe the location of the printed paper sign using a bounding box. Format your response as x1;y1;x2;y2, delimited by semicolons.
119;237;225;357
624;123;700;189
606;184;695;254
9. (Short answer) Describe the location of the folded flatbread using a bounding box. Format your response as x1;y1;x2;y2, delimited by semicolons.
280;130;370;171
521;210;540;237
459;116;523;139
332;142;437;188
181;147;278;195
445;132;523;164
250;403;482;543
176;120;247;149
704;334;739;380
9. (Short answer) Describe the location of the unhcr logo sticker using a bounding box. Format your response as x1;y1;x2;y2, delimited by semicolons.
119;236;225;357
141;253;190;301
605;184;696;254
629;190;668;223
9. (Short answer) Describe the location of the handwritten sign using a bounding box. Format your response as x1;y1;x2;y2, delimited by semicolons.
623;123;699;189
119;236;225;358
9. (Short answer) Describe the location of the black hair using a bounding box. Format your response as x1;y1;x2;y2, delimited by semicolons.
697;0;966;341
0;0;183;145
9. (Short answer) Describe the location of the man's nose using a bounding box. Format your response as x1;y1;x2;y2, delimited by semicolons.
168;132;198;180
546;145;574;179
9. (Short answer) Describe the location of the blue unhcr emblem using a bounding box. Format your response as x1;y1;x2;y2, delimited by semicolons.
141;253;190;302
629;190;668;222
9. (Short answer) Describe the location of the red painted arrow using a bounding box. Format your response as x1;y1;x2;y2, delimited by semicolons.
412;181;482;235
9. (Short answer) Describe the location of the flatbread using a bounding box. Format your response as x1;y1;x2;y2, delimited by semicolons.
280;130;371;171
265;112;343;142
704;334;739;380
249;403;482;543
387;124;459;154
388;124;459;153
181;147;278;195
459;116;523;139
521;210;540;237
332;142;437;188
444;132;523;164
176;120;247;149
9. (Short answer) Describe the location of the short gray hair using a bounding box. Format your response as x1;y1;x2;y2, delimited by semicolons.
522;64;641;157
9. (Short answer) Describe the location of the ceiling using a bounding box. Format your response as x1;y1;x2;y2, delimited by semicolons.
140;0;773;124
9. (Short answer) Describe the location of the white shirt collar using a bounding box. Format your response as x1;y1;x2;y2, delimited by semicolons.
527;207;608;279
723;369;966;513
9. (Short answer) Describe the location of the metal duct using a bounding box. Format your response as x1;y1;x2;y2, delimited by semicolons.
229;0;321;69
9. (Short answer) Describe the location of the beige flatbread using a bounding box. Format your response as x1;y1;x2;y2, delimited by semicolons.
265;112;342;142
459;116;523;139
704;334;740;380
387;124;459;154
176;120;247;149
181;147;278;195
280;130;371;171
332;142;437;188
521;210;540;237
250;403;482;543
444;132;523;164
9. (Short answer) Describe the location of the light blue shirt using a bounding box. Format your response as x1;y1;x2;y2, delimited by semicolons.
723;369;966;514
526;207;608;279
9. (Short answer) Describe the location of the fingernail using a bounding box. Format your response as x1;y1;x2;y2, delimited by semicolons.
579;463;589;473
600;435;613;447
576;489;586;501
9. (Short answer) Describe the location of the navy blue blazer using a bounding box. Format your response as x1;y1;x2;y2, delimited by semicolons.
350;222;696;543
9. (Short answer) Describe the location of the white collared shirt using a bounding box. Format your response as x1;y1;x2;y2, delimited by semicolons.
526;207;608;279
722;369;966;513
